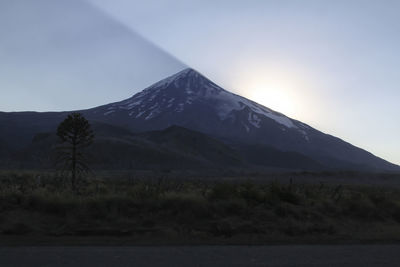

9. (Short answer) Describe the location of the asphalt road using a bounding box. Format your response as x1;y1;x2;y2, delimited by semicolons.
1;245;400;267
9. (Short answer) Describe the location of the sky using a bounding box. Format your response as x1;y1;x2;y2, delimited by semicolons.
0;0;399;165
0;0;185;111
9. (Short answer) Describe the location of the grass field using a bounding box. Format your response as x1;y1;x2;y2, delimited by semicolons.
1;170;400;245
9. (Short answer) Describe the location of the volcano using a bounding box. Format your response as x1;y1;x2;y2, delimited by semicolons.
82;68;398;171
0;68;398;171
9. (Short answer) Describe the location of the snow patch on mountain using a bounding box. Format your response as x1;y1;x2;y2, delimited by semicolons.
103;110;115;116
98;68;303;134
135;110;146;118
148;68;194;90
248;112;261;128
209;89;296;129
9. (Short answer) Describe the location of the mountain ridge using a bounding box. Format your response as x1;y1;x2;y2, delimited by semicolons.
0;68;398;171
81;68;398;171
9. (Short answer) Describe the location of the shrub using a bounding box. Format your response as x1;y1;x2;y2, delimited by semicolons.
238;182;265;205
208;183;238;201
340;192;380;220
162;192;210;220
210;219;234;237
2;222;32;235
26;192;78;216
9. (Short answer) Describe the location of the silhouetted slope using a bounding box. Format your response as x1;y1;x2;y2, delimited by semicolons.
85;69;399;171
0;69;398;171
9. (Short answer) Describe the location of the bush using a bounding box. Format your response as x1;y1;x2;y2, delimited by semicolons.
208;183;238;201
210;219;234;237
26;192;78;216
238;182;265;205
1;171;400;242
340;192;380;220
2;222;32;235
162;192;210;220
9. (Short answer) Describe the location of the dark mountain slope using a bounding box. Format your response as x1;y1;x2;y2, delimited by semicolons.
83;68;399;171
138;125;243;167
0;68;398;171
236;144;324;171
0;123;244;170
1;122;329;171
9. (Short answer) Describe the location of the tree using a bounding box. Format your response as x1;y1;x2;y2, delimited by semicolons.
56;113;94;191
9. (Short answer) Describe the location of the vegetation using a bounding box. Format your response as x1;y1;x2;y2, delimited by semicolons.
0;171;400;244
56;113;94;191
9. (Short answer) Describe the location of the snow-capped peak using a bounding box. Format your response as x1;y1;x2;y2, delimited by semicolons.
98;68;307;136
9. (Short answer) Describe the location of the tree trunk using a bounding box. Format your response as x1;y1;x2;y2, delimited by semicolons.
72;139;76;192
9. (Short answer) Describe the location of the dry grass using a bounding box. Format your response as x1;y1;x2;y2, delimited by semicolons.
1;170;400;244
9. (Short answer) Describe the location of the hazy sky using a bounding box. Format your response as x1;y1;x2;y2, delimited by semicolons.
1;0;399;165
0;0;185;111
89;0;400;165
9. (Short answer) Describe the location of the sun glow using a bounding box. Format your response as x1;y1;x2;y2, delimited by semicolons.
240;71;302;116
227;62;319;121
248;85;295;115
